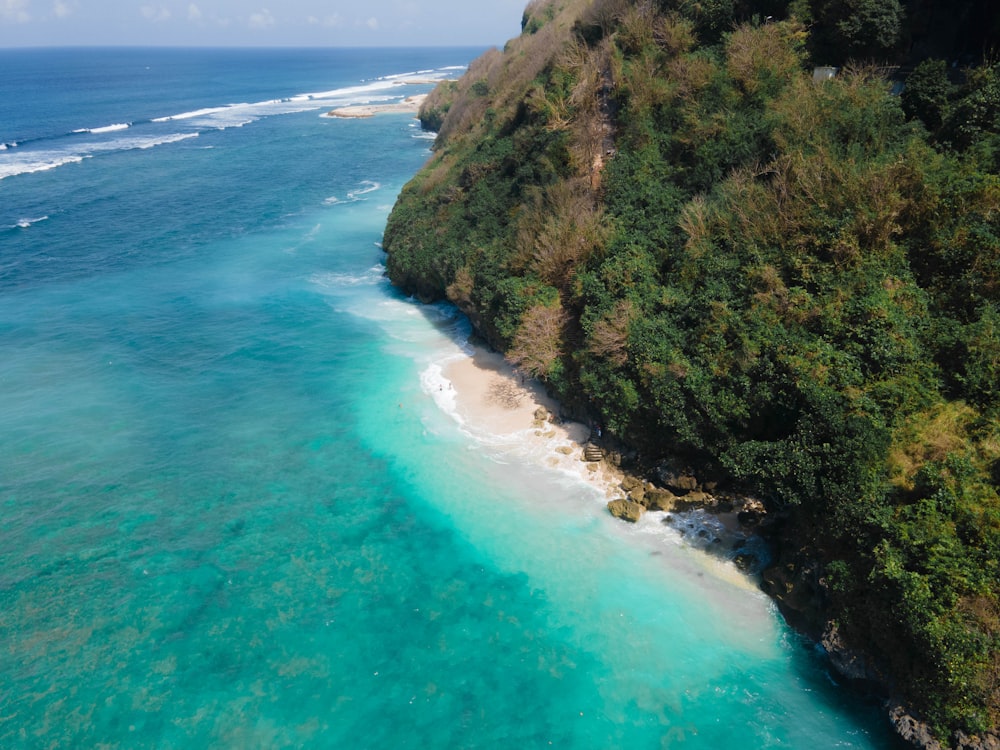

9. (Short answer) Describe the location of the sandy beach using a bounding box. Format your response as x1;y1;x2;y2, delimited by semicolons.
327;94;428;119
435;343;766;583
440;346;627;498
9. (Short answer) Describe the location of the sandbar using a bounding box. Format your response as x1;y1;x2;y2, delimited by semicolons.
327;94;428;119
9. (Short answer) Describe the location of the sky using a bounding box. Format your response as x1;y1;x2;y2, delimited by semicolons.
0;0;530;47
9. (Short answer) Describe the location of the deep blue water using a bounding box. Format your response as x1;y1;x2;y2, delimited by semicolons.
0;48;900;748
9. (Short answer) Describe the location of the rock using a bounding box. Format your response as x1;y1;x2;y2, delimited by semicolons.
534;407;550;421
953;730;1000;750
556;445;573;455
627;485;646;505
736;497;767;526
821;622;875;683
620;475;643;492
607;498;645;523
652;460;699;494
760;554;826;635
683;491;714;506
888;705;943;750
644;488;676;512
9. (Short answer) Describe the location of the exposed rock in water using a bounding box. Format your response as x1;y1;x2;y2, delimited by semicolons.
607;498;644;523
620;475;643;493
643;487;676;512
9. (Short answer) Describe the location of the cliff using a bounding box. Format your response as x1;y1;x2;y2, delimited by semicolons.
383;0;1000;745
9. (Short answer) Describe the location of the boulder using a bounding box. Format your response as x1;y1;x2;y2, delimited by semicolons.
627;485;646;505
620;475;643;493
644;488;676;512
607;498;645;523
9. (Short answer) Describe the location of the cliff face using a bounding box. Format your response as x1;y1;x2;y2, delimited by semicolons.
384;0;1000;745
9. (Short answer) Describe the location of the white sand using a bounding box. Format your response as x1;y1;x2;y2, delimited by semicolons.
327;94;428;119
441;347;626;499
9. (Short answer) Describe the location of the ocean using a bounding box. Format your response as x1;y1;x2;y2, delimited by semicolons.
0;47;900;748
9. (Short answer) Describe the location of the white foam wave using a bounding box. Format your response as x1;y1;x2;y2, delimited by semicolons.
323;180;383;206
0;133;197;181
76;122;131;134
90;132;199;152
153;105;234;122
309;266;386;289
301;79;401;103
347;180;380;199
0;154;87;181
421;360;463;423
14;215;49;228
144;72;448;133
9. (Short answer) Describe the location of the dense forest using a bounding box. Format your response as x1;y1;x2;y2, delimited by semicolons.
383;0;1000;745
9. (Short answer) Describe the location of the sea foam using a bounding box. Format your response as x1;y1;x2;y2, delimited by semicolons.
0;154;87;181
14;216;49;229
0;133;197;181
74;123;131;134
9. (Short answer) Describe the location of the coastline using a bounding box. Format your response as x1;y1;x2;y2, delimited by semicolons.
427;340;768;579
425;340;988;749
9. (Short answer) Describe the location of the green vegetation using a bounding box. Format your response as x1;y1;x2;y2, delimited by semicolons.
384;0;1000;741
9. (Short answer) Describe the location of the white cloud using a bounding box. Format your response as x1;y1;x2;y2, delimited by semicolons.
307;12;342;28
248;8;273;29
1;0;31;23
365;16;378;30
140;4;171;22
187;3;200;21
52;0;72;19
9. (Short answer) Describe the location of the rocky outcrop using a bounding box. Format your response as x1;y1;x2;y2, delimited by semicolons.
951;729;1000;750
890;706;945;750
760;544;828;638
821;622;879;684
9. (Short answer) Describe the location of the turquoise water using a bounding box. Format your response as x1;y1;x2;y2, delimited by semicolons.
0;49;899;748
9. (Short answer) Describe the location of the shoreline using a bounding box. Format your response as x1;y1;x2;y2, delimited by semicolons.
438;345;626;498
430;341;767;576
